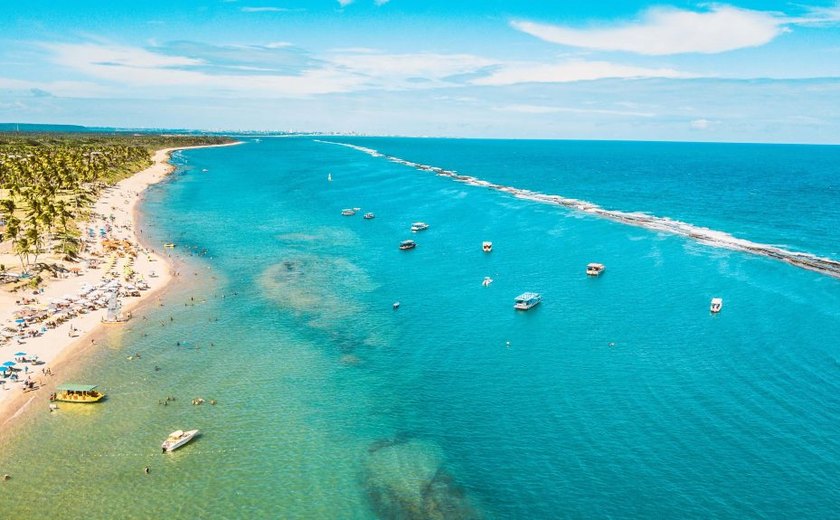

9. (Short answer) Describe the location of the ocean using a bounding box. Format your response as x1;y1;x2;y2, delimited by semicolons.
1;137;839;519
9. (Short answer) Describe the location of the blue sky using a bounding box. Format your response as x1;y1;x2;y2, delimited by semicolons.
3;0;840;142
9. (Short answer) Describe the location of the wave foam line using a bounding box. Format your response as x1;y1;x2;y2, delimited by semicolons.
315;139;840;280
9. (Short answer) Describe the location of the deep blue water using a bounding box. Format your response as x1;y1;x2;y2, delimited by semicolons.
3;137;840;519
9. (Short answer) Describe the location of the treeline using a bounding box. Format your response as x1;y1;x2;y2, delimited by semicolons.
0;133;234;276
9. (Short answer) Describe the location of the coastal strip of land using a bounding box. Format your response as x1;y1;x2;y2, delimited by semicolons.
0;141;240;426
317;139;840;280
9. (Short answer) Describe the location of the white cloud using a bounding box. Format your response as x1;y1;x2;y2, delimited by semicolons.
495;103;655;117
511;6;786;55
792;2;840;25
328;52;495;80
0;77;109;98
47;43;204;70
241;7;292;13
690;118;714;129
473;59;692;86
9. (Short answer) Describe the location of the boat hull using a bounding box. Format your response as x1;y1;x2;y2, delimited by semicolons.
162;429;199;452
51;391;105;403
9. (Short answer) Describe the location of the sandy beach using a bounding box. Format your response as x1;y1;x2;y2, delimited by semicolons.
0;142;238;426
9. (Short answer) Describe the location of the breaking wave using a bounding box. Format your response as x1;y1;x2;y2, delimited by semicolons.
316;139;840;280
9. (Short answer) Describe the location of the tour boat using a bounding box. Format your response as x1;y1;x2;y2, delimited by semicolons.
710;297;723;313
514;292;542;310
363;212;375;219
586;263;605;276
161;429;199;453
410;222;429;232
399;240;416;250
50;384;105;403
482;241;493;253
341;209;356;216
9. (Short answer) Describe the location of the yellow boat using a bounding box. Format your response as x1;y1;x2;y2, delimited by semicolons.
50;384;106;403
163;243;176;248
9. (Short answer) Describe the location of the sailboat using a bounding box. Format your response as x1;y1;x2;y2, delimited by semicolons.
101;291;130;324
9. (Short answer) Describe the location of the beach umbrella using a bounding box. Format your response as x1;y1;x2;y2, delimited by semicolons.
14;352;26;356
2;361;16;367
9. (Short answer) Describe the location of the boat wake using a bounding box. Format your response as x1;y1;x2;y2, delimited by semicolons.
316;139;840;280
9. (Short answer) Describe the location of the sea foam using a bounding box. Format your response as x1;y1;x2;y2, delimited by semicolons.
316;139;840;280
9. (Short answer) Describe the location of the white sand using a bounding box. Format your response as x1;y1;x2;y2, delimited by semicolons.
0;142;239;424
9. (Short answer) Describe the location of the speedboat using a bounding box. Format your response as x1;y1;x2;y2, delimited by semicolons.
161;429;199;453
328;173;332;182
341;209;356;216
482;241;493;253
410;222;429;232
586;263;605;276
514;292;541;310
482;276;493;287
363;212;375;219
399;240;416;250
710;297;723;313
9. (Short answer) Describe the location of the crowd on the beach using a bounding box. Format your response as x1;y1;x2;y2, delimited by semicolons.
0;208;156;399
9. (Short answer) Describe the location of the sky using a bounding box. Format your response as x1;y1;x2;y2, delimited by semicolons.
3;0;840;142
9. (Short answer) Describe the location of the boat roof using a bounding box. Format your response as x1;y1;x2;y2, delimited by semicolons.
515;292;541;300
56;383;98;392
711;297;723;303
587;262;604;268
401;239;415;244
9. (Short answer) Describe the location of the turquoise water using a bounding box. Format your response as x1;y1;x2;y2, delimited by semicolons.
2;137;840;518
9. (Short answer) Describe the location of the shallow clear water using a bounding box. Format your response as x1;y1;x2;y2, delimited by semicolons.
2;137;840;519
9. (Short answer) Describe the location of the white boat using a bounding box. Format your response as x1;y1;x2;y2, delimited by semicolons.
586;263;605;276
341;209;356;216
161;429;199;453
399;240;416;250
482;241;493;253
482;276;493;287
363;212;375;219
328;173;333;182
710;297;723;313
514;292;541;310
410;222;429;232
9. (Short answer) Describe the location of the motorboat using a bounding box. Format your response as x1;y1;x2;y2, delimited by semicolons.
341;209;356;216
50;384;105;403
514;292;541;310
161;429;199;453
328;173;332;182
710;297;723;313
410;222;429;232
482;276;493;287
363;212;375;220
482;241;493;253
163;243;176;248
586;263;605;276
399;240;416;250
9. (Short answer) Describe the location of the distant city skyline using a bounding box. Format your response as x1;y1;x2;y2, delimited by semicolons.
3;1;840;143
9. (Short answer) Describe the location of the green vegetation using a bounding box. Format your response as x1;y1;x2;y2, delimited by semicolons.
0;132;233;278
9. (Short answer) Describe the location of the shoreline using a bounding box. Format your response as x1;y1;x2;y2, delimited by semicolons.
0;141;240;427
